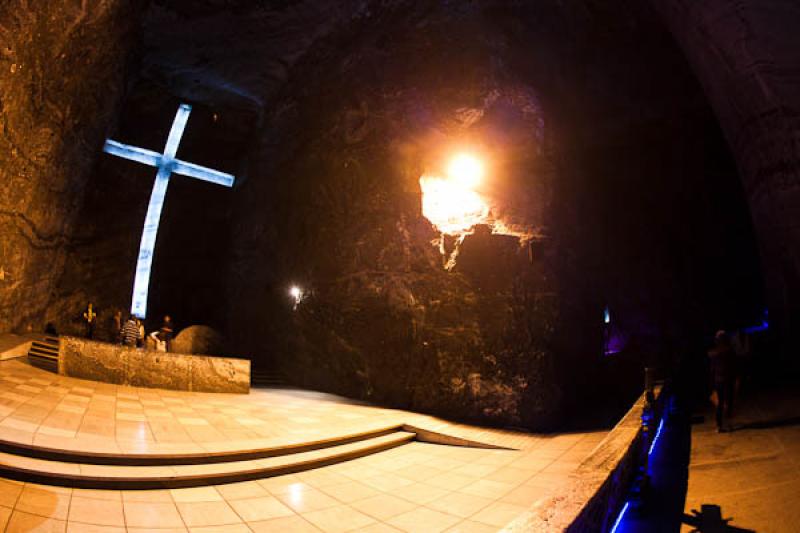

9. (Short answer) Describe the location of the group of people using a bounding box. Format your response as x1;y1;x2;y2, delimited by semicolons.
707;329;752;432
81;303;175;352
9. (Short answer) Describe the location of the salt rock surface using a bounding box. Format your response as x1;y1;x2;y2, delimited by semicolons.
172;325;228;356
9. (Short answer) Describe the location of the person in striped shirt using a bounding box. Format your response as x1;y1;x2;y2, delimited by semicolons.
121;316;141;347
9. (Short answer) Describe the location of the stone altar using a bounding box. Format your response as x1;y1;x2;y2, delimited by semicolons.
58;336;249;393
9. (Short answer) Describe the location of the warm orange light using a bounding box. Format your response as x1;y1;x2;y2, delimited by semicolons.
420;175;489;234
447;153;483;188
420;153;489;235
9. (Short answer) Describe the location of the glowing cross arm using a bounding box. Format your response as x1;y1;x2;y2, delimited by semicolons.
172;160;235;187
103;139;162;168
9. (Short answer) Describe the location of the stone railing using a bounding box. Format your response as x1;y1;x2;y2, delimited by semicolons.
502;390;657;532
58;336;250;393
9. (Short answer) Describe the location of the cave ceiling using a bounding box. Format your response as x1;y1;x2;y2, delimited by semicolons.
138;0;663;115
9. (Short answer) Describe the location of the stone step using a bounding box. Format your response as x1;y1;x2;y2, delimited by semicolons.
29;345;59;357
0;424;405;466
27;351;59;373
27;335;60;373
0;430;416;489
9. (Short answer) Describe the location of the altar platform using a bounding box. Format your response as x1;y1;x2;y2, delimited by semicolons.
0;357;611;532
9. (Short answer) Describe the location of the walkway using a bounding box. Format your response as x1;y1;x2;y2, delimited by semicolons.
682;384;800;532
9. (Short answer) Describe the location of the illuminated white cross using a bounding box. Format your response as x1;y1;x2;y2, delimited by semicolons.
103;103;235;319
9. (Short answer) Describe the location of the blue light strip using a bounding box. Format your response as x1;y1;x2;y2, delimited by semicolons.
103;103;236;318
648;417;665;457
610;501;630;533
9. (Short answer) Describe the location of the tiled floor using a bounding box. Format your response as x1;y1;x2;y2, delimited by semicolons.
0;441;593;532
0;359;597;454
0;358;609;532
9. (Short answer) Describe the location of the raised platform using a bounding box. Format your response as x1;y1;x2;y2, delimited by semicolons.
0;358;614;531
59;336;250;393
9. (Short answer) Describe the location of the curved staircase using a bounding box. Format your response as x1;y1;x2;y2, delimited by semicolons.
0;425;415;489
27;336;59;372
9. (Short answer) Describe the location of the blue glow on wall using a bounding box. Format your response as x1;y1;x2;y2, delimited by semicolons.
604;306;611;324
103;103;235;318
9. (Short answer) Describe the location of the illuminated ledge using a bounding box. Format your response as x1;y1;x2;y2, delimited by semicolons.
501;388;662;533
58;336;249;394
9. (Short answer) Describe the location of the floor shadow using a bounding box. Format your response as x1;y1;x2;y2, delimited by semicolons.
682;504;756;532
730;415;800;432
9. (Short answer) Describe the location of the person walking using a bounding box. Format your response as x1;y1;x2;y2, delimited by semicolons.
121;315;141;348
708;330;736;432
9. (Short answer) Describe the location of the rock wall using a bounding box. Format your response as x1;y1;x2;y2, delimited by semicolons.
60;336;250;393
228;1;756;429
0;0;145;333
651;0;800;359
230;3;561;428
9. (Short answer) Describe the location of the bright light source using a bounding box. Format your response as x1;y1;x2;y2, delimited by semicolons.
604;306;611;324
447;153;483;188
289;285;304;309
419;175;489;235
419;153;489;236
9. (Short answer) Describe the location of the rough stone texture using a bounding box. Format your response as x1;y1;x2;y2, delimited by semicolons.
230;3;561;428
59;336;250;393
0;0;144;333
3;0;789;431
651;0;800;362
226;1;758;429
171;325;228;356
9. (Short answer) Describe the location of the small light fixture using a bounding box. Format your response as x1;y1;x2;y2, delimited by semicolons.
289;285;303;309
603;306;611;325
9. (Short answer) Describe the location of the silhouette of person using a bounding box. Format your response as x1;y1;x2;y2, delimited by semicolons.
708;330;736;432
159;315;174;352
110;310;123;344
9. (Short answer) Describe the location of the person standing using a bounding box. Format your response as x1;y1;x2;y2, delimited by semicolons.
159;315;174;352
708;330;736;432
121;315;141;347
82;303;97;339
110;310;123;344
137;319;146;348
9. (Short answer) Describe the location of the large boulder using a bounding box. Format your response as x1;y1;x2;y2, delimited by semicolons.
171;325;227;356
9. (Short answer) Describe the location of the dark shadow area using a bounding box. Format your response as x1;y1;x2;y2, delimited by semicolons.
682;504;756;533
